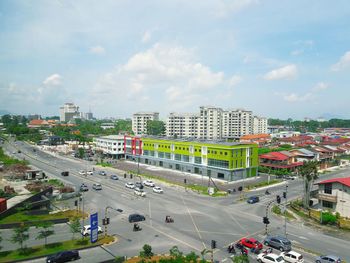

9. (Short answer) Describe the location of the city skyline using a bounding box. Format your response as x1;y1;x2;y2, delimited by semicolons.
1;1;350;119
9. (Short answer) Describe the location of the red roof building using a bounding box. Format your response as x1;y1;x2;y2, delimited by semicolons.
27;119;49;128
259;151;303;170
240;134;271;146
279;135;315;146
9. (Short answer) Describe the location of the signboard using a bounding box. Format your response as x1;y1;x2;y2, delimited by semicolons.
90;212;98;243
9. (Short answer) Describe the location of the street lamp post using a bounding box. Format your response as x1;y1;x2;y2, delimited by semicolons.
284;182;288;237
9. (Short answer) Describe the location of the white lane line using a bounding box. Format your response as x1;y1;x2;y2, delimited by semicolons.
288;232;309;240
181;195;206;249
226;211;249;236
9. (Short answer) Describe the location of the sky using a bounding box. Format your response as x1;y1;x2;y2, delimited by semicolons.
1;0;350;120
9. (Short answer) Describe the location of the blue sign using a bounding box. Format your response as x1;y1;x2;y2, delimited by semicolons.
90;212;98;243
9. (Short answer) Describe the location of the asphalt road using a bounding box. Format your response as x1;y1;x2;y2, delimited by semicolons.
2;140;350;262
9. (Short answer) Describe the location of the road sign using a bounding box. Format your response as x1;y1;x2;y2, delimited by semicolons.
90;212;98;243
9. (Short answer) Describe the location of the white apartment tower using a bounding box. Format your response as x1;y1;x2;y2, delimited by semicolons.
59;103;80;122
166;112;199;138
132;112;159;136
198;106;223;140
222;109;253;139
253;116;268;134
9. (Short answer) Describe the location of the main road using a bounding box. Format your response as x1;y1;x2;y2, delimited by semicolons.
3;140;350;262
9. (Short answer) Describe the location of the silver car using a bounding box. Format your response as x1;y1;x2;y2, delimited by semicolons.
315;255;341;263
264;236;291;252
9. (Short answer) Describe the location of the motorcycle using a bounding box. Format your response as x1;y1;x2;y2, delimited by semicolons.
133;223;142;232
265;189;270;195
165;216;174;223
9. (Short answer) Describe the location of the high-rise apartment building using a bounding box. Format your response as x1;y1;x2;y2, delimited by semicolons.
198;106;223;140
253;116;268;134
166;112;199;138
59;103;80;122
132;112;159;136
222;109;253;139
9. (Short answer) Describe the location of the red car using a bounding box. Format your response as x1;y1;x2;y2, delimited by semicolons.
239;237;263;250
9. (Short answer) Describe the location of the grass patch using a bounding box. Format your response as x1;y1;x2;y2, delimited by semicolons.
245;179;282;190
96;162;112;167
0;209;86;225
272;205;295;220
47;179;64;187
0;236;114;263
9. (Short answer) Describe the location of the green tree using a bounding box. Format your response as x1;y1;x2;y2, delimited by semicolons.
11;224;29;250
299;161;318;208
169;246;183;259
78;148;85;159
146;120;165;135
185;251;199;262
35;221;55;246
69;217;81;240
230;254;249;263
139;244;154;258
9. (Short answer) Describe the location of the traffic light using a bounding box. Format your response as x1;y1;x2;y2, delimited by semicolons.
211;240;217;249
263;216;270;224
276;195;281;204
283;192;287;199
74;200;78;206
130;174;133;179
103;218;110;225
238;186;243;192
184;179;187;184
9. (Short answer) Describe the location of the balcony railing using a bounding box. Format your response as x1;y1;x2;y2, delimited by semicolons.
317;193;337;203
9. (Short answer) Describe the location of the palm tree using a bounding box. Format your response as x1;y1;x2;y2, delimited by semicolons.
299;160;318;209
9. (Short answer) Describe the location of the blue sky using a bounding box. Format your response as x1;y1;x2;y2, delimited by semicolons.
1;0;350;119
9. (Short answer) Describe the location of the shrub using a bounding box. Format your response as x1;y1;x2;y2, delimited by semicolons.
321;211;337;225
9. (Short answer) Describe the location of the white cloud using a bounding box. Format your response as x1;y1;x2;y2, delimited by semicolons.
264;64;298;80
331;51;350;71
142;31;152;43
92;43;238;111
283;93;312;102
89;45;106;55
215;0;259;17
43;74;62;86
312;82;329;92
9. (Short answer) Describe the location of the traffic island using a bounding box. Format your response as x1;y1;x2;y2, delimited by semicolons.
0;235;114;263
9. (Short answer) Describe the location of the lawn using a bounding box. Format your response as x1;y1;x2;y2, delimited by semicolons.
0;236;114;263
245;179;282;190
0;209;86;225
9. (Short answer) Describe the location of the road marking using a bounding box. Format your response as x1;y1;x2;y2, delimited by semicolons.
181;229;242;236
226;210;249;236
181;195;206;249
149;199;152;227
288;232;309;240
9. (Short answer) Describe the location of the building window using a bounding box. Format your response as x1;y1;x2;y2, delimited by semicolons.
182;155;189;162
208;159;229;168
324;183;332;194
158;152;164;158
175;154;181;161
165;153;171;159
322;200;333;209
195;157;201;164
150;151;155;156
143;150;149;156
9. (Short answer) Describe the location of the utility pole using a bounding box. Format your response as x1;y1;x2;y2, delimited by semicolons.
284;182;288;237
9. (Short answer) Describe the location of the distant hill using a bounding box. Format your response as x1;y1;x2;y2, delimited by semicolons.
0;109;11;116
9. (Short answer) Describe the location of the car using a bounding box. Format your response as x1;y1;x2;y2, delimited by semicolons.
135;181;144;189
315;255;341;263
78;170;86;175
81;225;103;236
283;175;296;180
80;184;88;192
98;171;107;176
247;196;260;204
257;253;285;263
143;180;155;187
61;171;69;176
17;150;21;153
12;151;16;154
264;236;291;252
46;250;80;263
125;182;135;189
239;237;263;250
92;183;102;190
134;187;146;197
280;251;304;263
128;213;145;223
153;186;163;193
110;174;119;180
87;170;94;175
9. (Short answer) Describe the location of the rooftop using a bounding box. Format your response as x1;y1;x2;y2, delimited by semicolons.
317;177;350;188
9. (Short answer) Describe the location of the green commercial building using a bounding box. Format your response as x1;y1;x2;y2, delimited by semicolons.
124;136;258;181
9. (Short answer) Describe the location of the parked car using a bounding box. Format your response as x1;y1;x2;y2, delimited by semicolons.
143;180;155;187
315;255;341;263
92;183;102;190
87;170;94;175
61;171;69;176
80;184;88;192
280;251;304;263
98;171;107;176
134;188;146;197
247;196;260;204
46;250;80;263
135;181;144;189
110;174;119;180
128;213;146;223
283;175;296;180
238;237;263;250
81;225;103;236
264;236;291;252
257;253;285;263
78;170;86;175
125;182;135;189
153;186;163;193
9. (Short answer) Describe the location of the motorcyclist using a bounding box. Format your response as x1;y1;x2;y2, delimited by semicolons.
265;189;270;195
133;223;140;231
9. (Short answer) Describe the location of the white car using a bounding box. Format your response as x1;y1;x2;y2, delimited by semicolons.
81;225;103;236
153;186;163;193
134;187;146;197
79;170;86;175
125;182;135;189
92;183;102;190
280;251;304;263
143;180;155;187
257;253;285;263
87;170;94;175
